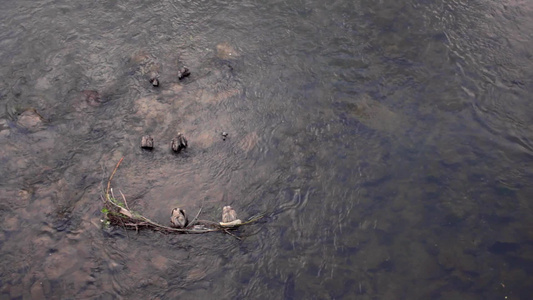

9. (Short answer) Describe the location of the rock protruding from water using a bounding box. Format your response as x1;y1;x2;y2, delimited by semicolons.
220;206;242;226
141;135;154;149
171;133;188;153
170;208;188;228
222;206;237;223
177;67;190;80
149;77;159;87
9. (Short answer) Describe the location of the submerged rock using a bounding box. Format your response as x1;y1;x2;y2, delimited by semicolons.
130;51;161;77
82;90;102;107
239;131;259;152
216;42;239;59
0;119;10;137
346;94;407;134
17;108;44;130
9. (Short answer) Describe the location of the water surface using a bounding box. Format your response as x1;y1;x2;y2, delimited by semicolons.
1;0;533;299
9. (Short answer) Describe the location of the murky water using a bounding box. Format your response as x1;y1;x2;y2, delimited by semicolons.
1;0;533;298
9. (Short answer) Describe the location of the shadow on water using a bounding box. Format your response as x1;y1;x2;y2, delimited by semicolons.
1;0;533;299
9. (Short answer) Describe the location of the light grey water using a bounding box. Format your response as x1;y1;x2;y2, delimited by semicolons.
1;0;533;299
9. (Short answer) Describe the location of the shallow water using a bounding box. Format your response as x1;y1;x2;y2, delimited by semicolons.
1;0;533;299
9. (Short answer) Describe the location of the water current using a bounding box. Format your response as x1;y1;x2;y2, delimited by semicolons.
1;0;532;299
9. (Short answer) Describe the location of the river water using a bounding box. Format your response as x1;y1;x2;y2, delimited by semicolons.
1;0;533;299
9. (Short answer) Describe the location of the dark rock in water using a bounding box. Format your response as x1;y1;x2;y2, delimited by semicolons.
170;208;188;228
177;67;190;80
149;77;159;87
141;135;154;149
171;132;188;152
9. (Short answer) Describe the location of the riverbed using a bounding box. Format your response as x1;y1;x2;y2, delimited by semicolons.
1;0;532;298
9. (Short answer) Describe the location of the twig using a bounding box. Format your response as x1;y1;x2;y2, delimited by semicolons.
119;190;130;211
188;207;203;228
224;229;242;240
106;156;124;197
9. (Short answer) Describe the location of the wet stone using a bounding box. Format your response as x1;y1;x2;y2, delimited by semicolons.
177;67;190;80
222;206;237;223
170;208;188;228
149;77;159;87
171;133;188;153
141;135;154;149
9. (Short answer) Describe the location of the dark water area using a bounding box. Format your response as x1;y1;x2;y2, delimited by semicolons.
1;0;533;299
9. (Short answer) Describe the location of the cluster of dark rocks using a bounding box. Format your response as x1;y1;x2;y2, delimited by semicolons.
141;131;230;152
149;67;190;87
141;133;188;153
142;64;192;152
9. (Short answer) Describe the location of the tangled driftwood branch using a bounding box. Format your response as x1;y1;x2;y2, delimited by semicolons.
102;157;264;235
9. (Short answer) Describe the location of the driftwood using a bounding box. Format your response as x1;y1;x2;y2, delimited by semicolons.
102;157;263;236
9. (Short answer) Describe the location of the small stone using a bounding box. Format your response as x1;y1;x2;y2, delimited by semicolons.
170;208;188;228
141;135;154;149
222;206;237;223
149;77;159;87
170;133;188;152
221;132;228;140
177;67;190;80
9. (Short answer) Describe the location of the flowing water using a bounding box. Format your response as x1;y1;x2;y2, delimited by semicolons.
1;0;533;299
